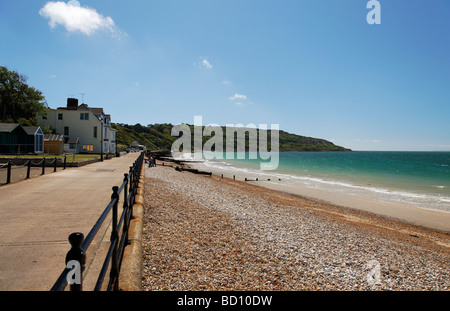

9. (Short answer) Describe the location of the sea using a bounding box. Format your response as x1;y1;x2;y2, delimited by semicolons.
190;151;450;214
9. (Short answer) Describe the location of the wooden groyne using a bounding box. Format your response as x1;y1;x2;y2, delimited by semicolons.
147;154;283;183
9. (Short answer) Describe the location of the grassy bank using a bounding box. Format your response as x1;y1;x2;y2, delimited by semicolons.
0;154;100;162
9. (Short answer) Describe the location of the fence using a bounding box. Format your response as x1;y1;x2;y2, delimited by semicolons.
50;151;145;291
0;157;65;185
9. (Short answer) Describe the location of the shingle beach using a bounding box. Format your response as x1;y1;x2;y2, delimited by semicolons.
142;163;449;291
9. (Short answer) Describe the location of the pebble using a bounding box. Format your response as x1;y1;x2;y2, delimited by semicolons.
141;164;450;291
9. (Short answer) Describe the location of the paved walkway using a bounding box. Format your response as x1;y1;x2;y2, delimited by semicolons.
0;152;141;291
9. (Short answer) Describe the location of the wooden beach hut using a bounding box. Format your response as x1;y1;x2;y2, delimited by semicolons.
23;126;44;154
44;134;64;154
0;123;29;154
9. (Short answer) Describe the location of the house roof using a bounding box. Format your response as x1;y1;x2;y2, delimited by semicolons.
44;134;64;141
0;123;20;133
78;104;90;110
89;108;104;116
23;126;42;135
55;104;105;121
0;123;39;135
65;137;79;144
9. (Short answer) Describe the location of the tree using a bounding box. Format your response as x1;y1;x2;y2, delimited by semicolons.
0;66;46;124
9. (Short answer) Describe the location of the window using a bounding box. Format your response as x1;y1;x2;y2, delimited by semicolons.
83;145;93;151
93;126;97;138
35;134;44;153
64;126;69;136
58;113;63;120
80;113;89;120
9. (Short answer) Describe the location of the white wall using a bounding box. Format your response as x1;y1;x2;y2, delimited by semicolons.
38;109;116;154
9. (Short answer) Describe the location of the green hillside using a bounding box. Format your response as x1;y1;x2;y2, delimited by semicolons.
112;123;351;152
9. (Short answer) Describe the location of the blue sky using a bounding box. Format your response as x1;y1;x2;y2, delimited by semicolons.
1;0;449;151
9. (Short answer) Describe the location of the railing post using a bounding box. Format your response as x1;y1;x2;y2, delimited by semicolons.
26;160;31;179
130;165;134;182
54;157;57;172
65;232;85;291
6;161;11;184
129;166;134;198
109;186;120;291
123;173;129;210
63;155;66;170
41;158;45;175
122;173;130;245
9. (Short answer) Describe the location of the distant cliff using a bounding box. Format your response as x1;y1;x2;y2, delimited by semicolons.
112;123;351;152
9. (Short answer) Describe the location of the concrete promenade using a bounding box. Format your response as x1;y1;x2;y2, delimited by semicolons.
0;152;141;291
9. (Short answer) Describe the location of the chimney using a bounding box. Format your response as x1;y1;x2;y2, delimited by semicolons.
67;98;79;109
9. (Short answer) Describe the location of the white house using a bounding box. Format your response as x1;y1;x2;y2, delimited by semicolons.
38;98;116;154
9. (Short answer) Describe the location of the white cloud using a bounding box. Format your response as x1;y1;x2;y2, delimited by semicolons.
201;58;213;69
194;57;213;69
229;93;251;106
229;93;247;100
195;57;213;69
39;1;120;37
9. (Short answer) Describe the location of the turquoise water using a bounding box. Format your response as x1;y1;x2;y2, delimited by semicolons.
200;152;450;212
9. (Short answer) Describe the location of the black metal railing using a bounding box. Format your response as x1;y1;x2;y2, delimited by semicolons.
0;157;67;185
50;151;145;291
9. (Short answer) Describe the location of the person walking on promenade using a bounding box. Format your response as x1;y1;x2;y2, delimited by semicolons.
148;156;153;167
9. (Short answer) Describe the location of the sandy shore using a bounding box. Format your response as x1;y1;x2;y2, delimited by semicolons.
142;163;449;291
